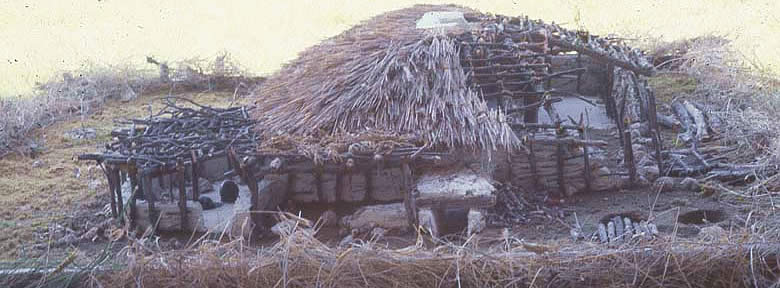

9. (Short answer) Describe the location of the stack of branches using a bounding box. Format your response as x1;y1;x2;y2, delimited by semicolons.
651;36;780;194
81;97;258;168
91;214;780;288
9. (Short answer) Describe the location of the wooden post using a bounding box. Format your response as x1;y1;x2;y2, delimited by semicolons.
576;53;583;94
143;173;157;233
647;88;664;174
525;81;544;124
401;161;417;229
545;55;553;90
112;167;123;221
242;159;261;235
177;158;187;231
129;166;138;227
624;130;636;186
617;82;629;146
190;150;200;201
106;165;118;218
581;123;592;193
605;64;616;119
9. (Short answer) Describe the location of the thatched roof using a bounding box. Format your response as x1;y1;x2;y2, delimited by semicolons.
252;4;519;152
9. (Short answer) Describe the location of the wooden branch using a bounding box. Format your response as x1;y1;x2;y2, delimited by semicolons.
549;38;655;76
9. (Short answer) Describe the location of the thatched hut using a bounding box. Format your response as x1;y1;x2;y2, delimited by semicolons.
80;4;661;237
248;4;660;235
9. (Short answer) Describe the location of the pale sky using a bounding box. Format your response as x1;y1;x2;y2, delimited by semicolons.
1;0;778;97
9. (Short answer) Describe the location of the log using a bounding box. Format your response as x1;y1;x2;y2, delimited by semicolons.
549;38;655;77
683;100;709;140
672;101;695;142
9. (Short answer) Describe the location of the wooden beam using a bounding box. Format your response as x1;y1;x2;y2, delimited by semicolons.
549;38;655;77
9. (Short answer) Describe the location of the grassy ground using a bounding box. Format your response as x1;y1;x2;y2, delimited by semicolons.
0;91;242;259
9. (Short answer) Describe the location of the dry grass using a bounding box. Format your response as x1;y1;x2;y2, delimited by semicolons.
0;53;260;159
58;214;776;288
646;35;780;197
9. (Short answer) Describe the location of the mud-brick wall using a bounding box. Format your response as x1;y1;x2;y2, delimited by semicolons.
492;138;609;196
280;165;406;204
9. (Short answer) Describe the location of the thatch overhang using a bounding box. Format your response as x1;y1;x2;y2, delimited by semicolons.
252;5;518;155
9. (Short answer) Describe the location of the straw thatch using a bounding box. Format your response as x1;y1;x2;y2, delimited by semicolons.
252;5;519;153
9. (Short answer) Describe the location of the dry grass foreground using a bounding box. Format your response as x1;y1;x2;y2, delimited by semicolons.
37;216;780;288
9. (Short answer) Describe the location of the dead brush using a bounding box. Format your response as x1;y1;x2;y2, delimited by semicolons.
648;35;780;199
89;213;780;288
0;53;262;159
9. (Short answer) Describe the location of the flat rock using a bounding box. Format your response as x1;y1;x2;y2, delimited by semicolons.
341;203;409;234
416;169;495;197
